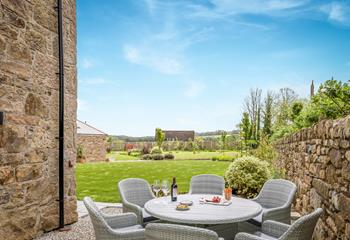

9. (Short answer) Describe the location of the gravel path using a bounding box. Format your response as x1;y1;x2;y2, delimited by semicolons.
34;207;122;240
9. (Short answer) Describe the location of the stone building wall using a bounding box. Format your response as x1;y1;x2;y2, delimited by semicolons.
77;134;107;163
0;0;77;239
275;115;350;239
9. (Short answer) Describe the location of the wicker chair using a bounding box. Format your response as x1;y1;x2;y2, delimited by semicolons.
248;179;297;227
189;174;225;195
118;178;157;224
235;208;323;240
145;223;224;240
83;197;145;240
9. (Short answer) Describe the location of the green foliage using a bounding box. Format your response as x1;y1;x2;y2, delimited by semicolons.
127;148;141;156
291;101;304;121
151;146;163;154
155;128;165;149
77;145;84;159
220;131;228;152
252;137;276;164
142;154;152;160
239;112;251;145
212;155;237;162
311;79;350;119
164;153;175;159
225;156;271;198
262;91;274;137
151;154;164;160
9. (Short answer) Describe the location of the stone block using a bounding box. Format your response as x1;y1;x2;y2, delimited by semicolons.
15;164;43;182
329;148;342;168
0;61;31;80
310;188;322;209
0;189;10;205
346;151;350;161
342;160;350;181
312;179;331;199
339;193;350;220
0;166;15;185
8;41;32;64
346;223;350;239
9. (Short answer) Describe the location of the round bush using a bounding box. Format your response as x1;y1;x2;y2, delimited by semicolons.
225;156;271;198
151;154;164;160
151;147;163;154
212;155;236;162
142;154;152;160
164;153;175;159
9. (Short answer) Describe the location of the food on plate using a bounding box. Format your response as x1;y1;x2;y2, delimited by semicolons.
211;196;221;203
176;204;190;210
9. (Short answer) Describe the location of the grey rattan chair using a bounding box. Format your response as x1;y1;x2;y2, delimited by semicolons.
83;197;145;240
235;208;323;240
248;179;297;227
189;174;225;195
145;223;224;240
118;178;157;224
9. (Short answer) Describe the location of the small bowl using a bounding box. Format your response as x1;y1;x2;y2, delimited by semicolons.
180;200;193;206
176;204;190;211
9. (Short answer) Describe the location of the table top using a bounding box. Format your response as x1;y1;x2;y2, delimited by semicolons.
144;194;262;225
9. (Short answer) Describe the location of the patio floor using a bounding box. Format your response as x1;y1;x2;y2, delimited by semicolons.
34;201;122;240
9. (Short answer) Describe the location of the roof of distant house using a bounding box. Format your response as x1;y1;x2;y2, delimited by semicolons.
77;120;107;135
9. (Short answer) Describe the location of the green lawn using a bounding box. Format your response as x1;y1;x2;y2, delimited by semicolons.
107;150;239;161
76;160;230;203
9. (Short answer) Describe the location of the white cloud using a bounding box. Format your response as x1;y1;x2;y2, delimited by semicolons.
320;2;350;25
184;81;205;98
82;58;93;69
77;99;89;112
123;45;182;75
144;0;157;15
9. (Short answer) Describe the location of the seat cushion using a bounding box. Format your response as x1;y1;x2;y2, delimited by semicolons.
118;224;143;233
142;208;158;223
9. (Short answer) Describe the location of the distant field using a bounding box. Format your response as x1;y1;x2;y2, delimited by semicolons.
107;150;239;161
76;160;230;202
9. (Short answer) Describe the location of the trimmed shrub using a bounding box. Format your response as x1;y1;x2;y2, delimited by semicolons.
142;154;152;160
212;155;236;162
128;148;141;157
151;154;164;160
225;156;271;198
164;153;175;159
151;147;163;154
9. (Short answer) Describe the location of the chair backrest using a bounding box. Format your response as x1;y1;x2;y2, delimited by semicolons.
118;178;155;207
83;197;114;239
280;208;323;240
145;223;219;240
255;179;297;208
189;174;225;195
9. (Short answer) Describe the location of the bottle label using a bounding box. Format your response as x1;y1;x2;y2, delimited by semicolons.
173;188;177;198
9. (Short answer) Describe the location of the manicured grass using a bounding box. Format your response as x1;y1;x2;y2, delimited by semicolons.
107;150;240;161
107;151;138;160
170;151;239;160
76;160;230;203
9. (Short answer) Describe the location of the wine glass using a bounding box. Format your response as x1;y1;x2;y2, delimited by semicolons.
161;180;170;196
153;180;161;197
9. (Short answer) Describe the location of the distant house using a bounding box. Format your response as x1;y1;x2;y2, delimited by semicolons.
162;130;195;141
77;120;108;163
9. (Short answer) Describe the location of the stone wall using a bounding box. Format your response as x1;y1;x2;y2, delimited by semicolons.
77;134;107;163
0;0;77;239
275;115;350;239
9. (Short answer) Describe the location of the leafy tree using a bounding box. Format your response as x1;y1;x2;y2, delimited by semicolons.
155;128;165;149
244;88;262;141
220;131;228;152
239;112;251;146
262;91;274;137
291;101;304;121
275;88;298;127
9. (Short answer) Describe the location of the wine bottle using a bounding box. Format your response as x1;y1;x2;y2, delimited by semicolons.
171;177;177;202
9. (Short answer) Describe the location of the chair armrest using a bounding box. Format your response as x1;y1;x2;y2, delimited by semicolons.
110;228;145;240
262;205;291;224
122;200;143;224
262;220;290;238
234;233;267;240
102;212;138;229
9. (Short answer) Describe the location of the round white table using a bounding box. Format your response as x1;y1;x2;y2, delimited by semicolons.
144;194;262;225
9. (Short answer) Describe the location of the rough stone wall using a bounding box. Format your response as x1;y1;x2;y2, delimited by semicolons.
77;134;107;163
275;115;350;239
0;0;77;239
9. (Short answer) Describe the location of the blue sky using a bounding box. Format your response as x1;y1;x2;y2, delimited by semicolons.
77;0;350;136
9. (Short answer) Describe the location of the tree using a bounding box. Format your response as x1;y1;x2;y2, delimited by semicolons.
262;91;274;137
220;131;228;152
155;128;165;149
244;88;262;141
275;88;298;127
239;112;251;146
